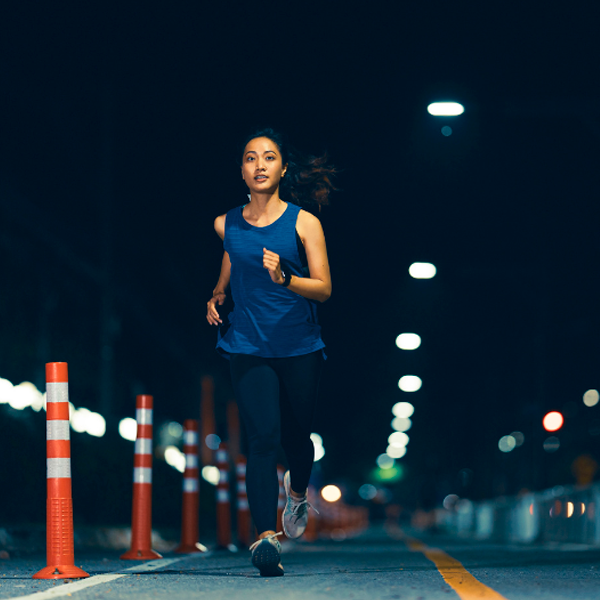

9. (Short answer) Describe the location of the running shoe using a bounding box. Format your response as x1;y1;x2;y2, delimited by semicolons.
282;470;318;539
249;532;284;577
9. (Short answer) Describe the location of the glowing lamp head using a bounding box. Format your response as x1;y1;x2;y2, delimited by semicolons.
543;411;564;432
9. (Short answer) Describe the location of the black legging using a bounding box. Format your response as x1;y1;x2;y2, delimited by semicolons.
230;350;323;534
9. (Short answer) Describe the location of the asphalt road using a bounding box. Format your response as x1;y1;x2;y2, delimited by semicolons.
1;526;599;600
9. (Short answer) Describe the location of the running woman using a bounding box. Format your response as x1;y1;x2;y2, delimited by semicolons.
206;128;336;576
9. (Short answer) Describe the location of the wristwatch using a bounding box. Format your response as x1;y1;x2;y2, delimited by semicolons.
281;269;292;287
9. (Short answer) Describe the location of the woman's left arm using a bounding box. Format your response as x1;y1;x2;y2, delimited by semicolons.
263;210;332;303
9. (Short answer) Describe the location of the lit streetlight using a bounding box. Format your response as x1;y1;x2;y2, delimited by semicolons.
409;262;437;279
427;102;464;116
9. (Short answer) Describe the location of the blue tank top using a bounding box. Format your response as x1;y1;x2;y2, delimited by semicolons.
216;202;325;358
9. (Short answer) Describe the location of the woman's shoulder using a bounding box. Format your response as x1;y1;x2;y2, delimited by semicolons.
296;208;324;241
214;213;227;240
214;205;245;236
297;208;322;229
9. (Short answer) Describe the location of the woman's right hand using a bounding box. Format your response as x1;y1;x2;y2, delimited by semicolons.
206;292;226;325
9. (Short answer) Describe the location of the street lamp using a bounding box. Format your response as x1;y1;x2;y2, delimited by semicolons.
398;375;422;392
409;262;437;279
395;333;421;350
427;102;464;116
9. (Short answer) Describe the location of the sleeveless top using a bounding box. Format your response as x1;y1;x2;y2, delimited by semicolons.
216;202;325;358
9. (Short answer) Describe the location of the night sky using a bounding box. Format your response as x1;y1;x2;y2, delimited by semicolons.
1;3;599;508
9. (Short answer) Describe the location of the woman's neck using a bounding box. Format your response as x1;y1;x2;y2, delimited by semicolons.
243;192;287;227
246;192;285;217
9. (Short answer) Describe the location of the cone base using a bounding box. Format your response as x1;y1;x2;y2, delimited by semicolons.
174;542;208;554
120;548;162;560
33;565;90;580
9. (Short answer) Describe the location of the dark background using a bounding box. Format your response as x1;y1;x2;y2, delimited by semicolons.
1;3;599;524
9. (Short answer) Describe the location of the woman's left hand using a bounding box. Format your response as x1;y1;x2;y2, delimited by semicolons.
263;248;284;285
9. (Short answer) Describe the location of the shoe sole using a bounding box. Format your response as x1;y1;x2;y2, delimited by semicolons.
251;542;284;577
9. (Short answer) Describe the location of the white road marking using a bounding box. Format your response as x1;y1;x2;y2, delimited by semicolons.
8;574;128;600
121;557;185;572
9;552;211;600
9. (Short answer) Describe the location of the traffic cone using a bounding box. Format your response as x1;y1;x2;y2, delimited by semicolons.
236;455;251;548
121;395;162;560
175;420;206;553
33;363;89;580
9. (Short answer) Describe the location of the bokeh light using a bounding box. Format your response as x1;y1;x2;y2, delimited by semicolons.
321;484;342;502
164;445;186;473
376;453;395;469
427;102;464;116
498;435;516;453
583;389;599;407
391;417;412;432
311;432;326;462
543;436;560;453
386;445;407;459
119;417;138;441
543;411;564;432
358;484;377;500
0;379;44;411
392;402;414;418
398;376;422;392
511;431;525;447
408;262;437;279
388;432;409;447
168;421;183;438
443;494;460;510
202;465;220;485
395;333;421;350
205;433;221;450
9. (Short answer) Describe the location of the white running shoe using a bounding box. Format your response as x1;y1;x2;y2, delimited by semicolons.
282;471;318;539
249;532;284;577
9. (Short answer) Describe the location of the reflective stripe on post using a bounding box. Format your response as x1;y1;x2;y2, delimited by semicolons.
236;455;251;548
175;420;206;553
216;443;232;548
33;362;89;580
121;395;161;560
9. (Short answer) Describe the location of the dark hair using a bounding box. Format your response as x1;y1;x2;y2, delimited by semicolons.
240;127;338;209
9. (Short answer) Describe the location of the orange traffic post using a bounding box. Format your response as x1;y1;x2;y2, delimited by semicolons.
175;420;206;553
216;443;232;549
121;395;162;560
277;465;286;539
33;363;89;580
236;455;251;548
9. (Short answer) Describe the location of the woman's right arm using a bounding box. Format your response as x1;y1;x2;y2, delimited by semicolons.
206;215;230;326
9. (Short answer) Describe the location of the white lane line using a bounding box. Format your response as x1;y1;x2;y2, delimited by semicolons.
7;574;128;600
9;553;212;600
121;557;185;572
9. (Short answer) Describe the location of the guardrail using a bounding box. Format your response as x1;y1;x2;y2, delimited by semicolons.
437;483;600;545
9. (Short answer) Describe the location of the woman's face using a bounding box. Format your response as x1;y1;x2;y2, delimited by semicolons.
241;137;287;194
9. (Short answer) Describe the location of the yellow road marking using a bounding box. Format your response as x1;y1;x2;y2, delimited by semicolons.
407;538;509;600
